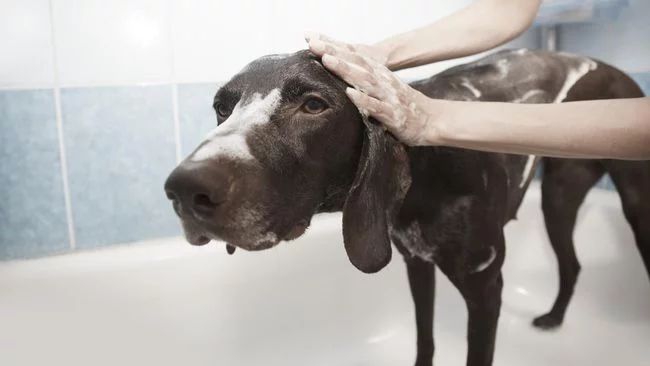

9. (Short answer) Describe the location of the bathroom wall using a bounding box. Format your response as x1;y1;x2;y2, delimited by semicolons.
0;0;645;259
556;0;650;190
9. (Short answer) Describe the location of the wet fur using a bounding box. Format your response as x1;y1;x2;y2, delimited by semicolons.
165;49;650;366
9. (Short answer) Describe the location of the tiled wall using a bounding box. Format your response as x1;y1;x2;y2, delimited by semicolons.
0;0;647;260
0;0;484;259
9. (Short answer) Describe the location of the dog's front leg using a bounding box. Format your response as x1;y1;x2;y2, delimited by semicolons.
463;270;503;366
405;256;436;366
439;236;504;366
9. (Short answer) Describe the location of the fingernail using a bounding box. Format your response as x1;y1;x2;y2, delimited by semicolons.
310;39;327;53
322;54;339;67
304;31;319;42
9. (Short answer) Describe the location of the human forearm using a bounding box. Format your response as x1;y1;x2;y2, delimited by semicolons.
429;97;650;160
376;0;543;70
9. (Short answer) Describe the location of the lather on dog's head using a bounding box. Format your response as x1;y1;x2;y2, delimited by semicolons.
164;50;410;273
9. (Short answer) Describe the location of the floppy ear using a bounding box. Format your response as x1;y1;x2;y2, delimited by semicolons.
342;115;411;274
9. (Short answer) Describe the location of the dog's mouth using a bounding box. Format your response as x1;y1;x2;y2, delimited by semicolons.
281;219;310;241
180;218;311;253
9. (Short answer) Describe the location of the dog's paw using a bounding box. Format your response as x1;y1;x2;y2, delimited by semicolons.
532;314;563;330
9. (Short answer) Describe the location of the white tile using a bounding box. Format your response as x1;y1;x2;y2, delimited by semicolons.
171;0;276;83
0;0;55;88
269;0;472;53
171;0;471;83
51;0;172;86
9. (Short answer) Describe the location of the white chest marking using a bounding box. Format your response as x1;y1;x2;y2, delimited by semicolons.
472;247;497;273
190;89;281;162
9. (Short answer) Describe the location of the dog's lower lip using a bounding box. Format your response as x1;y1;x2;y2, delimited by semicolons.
283;220;309;241
188;235;210;246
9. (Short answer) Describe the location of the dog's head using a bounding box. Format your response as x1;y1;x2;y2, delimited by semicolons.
164;50;410;273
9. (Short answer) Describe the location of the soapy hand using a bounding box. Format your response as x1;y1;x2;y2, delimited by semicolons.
305;33;436;146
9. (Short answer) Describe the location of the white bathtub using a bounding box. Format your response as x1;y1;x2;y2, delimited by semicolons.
1;182;649;366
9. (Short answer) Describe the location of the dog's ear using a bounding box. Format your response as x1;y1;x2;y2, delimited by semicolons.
342;115;411;274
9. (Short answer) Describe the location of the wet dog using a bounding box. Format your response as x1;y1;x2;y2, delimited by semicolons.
164;49;649;366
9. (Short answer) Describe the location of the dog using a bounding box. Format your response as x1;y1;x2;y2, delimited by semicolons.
164;49;649;366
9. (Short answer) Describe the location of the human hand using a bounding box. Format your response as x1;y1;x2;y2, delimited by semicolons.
304;32;389;66
305;32;436;146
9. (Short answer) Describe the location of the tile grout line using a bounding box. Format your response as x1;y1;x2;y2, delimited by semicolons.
172;84;182;163
167;0;182;164
0;79;225;91
48;0;76;251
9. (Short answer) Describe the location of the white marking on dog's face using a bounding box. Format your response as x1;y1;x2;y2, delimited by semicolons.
191;88;282;162
554;59;598;103
460;78;482;98
472;246;496;273
519;155;536;188
515;48;528;55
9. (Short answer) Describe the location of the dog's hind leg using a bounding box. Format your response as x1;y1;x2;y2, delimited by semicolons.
606;161;650;281
404;256;436;366
533;158;604;330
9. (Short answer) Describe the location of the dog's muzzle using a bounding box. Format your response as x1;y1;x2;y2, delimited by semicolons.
164;160;231;244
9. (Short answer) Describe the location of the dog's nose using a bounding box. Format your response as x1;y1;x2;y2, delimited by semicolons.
164;162;230;217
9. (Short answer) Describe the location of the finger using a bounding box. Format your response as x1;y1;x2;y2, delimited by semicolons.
322;54;380;94
304;32;355;52
309;39;373;71
345;88;397;128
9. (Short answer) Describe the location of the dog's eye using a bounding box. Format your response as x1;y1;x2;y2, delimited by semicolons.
301;98;328;114
215;104;232;119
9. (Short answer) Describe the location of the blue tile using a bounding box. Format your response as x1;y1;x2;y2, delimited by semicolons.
631;72;650;96
0;90;70;259
177;83;221;158
61;86;180;249
558;0;650;72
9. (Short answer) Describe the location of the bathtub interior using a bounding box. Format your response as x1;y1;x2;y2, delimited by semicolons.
0;182;649;366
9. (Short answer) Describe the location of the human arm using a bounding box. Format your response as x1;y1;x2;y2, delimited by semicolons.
306;0;543;70
424;96;650;160
374;0;544;70
319;51;650;160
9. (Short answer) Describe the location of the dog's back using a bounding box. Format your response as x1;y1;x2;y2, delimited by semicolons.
406;49;645;223
403;48;649;330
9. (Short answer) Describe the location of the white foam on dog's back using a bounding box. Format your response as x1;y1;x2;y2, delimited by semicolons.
460;78;482;98
554;57;598;103
191;88;281;162
519;156;537;188
518;55;597;188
